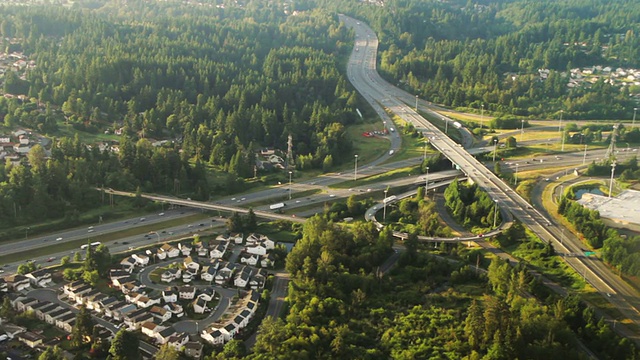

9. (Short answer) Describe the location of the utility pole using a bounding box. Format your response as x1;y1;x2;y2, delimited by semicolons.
480;104;484;129
288;171;293;200
383;189;388;221
493;200;499;228
354;154;359;181
444;118;449;134
424;167;430;197
583;144;588;165
634;107;638;127
561;125;566;152
415;95;418;111
609;162;616;198
558;110;564;133
520;119;525;142
493;139;498;163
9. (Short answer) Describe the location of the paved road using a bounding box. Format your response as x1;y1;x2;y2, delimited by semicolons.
341;15;640;332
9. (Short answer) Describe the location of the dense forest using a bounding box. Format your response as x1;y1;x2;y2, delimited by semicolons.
317;0;640;119
0;0;361;227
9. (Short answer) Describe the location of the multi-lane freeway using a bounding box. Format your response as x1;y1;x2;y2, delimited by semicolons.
341;15;640;332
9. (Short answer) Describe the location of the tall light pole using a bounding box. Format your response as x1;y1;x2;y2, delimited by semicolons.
561;125;566;152
354;154;359;181
514;163;520;185
149;231;160;243
520;119;525;142
493;139;498;163
288;171;293;200
493;200;499;228
609;162;616;198
583;144;588;165
415;95;418;111
444;118;449;134
424;166;430;197
558;110;564;133
25;226;30;240
383;189;388;221
480;104;484;129
634;108;638;127
423;139;428;160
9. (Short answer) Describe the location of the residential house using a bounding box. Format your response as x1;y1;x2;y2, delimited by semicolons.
110;269;132;282
134;295;161;309
34;303;58;321
96;296;119;314
246;233;261;245
132;253;150;267
240;309;253;324
198;288;215;302
179;286;196;300
214;262;235;285
168;334;190;351
193;297;207;314
234;313;248;328
1;323;26;340
67;284;92;303
260;253;276;268
13;297;38;312
200;266;216;282
239;253;259;266
141;321;165;338
249;269;266;290
125;311;154;330
182;272;193;283
184;341;204;359
163;303;184;318
234;266;252;288
17;331;45;348
55;313;76;332
125;292;143;304
156;327;178;345
106;302;136;321
246;244;267;256
162;288;177;303
5;274;31;292
260;236;275;250
160;244;180;258
178;242;193;256
216;234;230;242
156;247;168;261
44;308;70;325
184;256;200;273
230;233;243;244
120;256;137;271
196;243;209;257
209;243;227;259
202;328;225;345
0;278;7;292
25;269;52;287
112;275;134;288
85;292;108;311
150;306;171;323
161;268;182;283
120;280;145;295
222;322;238;341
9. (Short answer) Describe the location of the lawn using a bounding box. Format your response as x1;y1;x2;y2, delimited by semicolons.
330;164;422;189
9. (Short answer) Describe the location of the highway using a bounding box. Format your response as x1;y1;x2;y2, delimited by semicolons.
341;15;640;331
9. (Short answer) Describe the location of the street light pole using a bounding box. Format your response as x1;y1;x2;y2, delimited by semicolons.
493;139;498;163
493;200;499;228
558;110;564;133
520;119;525;142
481;104;484;129
583;144;588;165
561;125;566;152
415;95;418;111
288;171;293;200
354;154;359;181
423;139;428;161
444;118;449;134
634;107;638;127
609;162;616;198
424;166;430;197
150;231;160;243
515;163;520;186
25;226;30;240
383;189;388;221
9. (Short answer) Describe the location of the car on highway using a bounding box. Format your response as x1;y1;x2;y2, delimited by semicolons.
46;257;56;262
56;237;63;241
88;229;94;233
140;217;146;221
478;234;484;238
159;212;165;216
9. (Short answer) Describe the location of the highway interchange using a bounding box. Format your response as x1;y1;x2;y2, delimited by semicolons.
341;14;640;334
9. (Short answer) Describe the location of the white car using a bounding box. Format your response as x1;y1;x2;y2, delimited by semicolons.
56;237;63;241
158;212;165;216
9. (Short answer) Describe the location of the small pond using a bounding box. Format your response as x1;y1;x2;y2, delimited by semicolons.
574;187;604;199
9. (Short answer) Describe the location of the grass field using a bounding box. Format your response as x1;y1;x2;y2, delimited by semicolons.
330;165;422;189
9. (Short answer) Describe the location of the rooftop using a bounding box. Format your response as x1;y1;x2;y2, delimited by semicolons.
578;190;640;227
